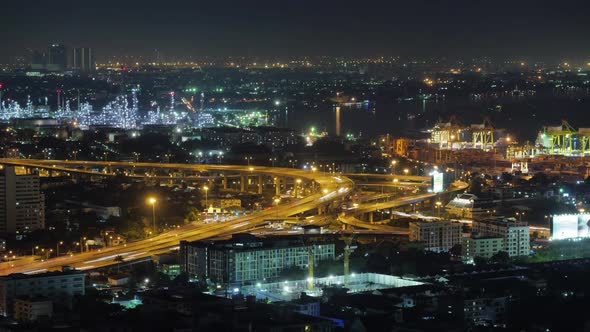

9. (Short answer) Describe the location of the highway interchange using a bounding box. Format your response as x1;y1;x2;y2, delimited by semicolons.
0;159;464;275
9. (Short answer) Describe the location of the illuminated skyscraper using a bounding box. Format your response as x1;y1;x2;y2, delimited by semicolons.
72;47;95;72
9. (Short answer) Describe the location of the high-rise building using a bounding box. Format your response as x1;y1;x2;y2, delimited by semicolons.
409;220;463;252
47;44;67;71
472;217;530;257
72;47;95;72
180;234;335;286
0;166;45;233
30;51;47;70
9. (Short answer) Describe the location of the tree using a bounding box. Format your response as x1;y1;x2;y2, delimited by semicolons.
114;255;124;273
172;272;189;286
449;244;462;257
116;217;145;240
500;172;514;184
473;256;488;266
467;177;483;195
530;172;551;187
185;206;202;222
490;251;510;264
154;272;171;287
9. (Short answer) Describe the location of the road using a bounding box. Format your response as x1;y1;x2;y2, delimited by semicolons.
352;181;469;214
338;215;409;235
0;160;354;275
0;159;465;275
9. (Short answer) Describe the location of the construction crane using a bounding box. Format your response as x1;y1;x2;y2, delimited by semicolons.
307;246;314;291
300;235;316;291
341;236;357;288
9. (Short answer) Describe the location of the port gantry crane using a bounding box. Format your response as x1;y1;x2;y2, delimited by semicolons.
471;117;495;151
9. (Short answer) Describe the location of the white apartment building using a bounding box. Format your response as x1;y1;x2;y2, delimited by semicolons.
409;221;462;252
462;236;505;260
472;217;530;257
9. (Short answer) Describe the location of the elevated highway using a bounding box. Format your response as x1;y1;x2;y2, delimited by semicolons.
0;159;354;275
338;215;409;235
338;181;469;230
353;181;468;214
0;159;465;275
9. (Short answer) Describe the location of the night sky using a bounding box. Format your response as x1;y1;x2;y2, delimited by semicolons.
1;0;589;59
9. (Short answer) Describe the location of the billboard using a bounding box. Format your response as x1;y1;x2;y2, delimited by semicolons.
431;171;444;193
551;214;590;240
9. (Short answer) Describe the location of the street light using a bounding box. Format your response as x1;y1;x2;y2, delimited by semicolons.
435;201;442;218
147;197;157;233
57;241;63;257
391;160;397;175
274;198;281;218
203;185;209;209
80;236;87;253
403;168;409;175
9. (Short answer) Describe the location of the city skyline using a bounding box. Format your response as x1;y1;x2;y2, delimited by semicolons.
2;1;590;330
1;0;590;61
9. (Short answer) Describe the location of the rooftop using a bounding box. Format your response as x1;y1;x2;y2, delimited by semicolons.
0;269;85;281
182;233;333;251
475;217;528;227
